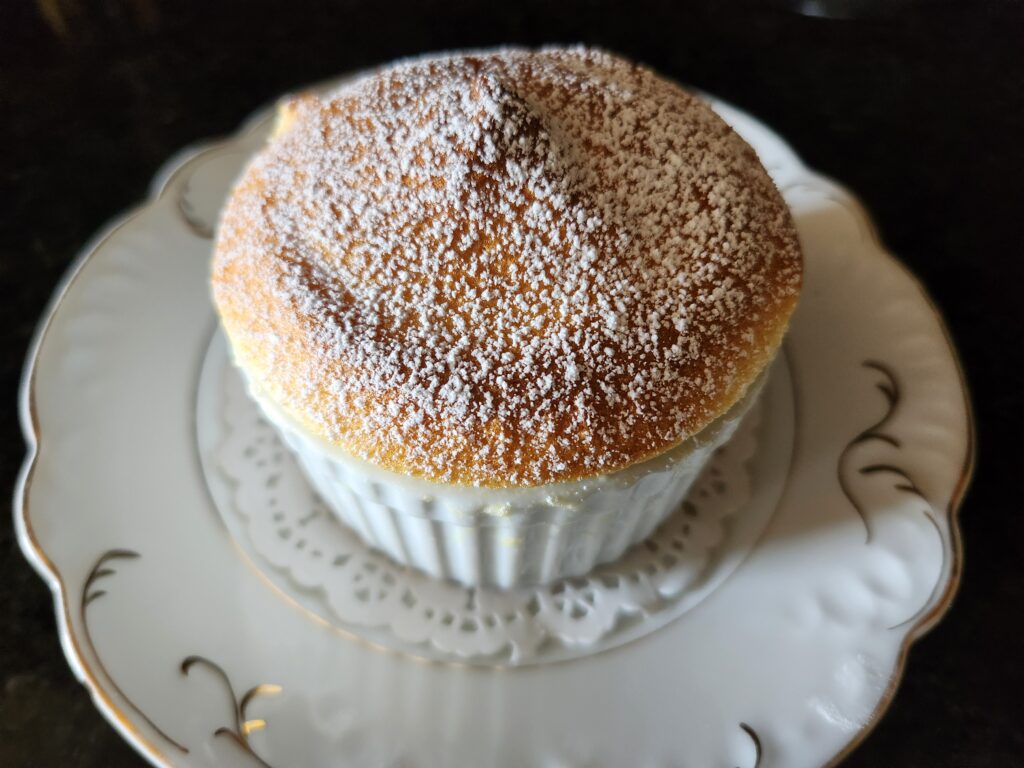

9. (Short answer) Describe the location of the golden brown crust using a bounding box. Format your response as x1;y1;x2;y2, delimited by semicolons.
212;48;802;487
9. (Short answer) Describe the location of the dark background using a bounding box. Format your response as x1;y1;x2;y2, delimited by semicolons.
2;1;1022;765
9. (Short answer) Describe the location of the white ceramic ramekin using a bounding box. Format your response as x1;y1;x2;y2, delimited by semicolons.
246;374;763;589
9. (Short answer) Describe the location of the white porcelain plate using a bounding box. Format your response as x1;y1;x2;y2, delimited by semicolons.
15;88;973;768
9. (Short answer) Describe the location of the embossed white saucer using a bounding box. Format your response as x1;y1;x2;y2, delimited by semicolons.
15;87;972;768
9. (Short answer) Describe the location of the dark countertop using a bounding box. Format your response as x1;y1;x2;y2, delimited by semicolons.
2;1;1022;765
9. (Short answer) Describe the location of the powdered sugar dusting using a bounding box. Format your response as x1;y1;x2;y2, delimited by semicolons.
213;48;801;486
